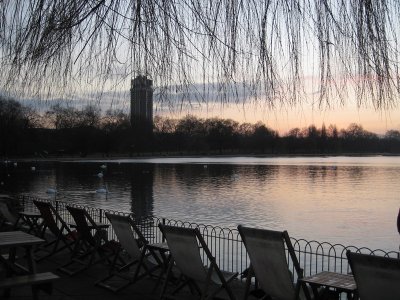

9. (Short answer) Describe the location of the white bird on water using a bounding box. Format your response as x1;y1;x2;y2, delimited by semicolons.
46;188;57;194
100;164;107;169
231;174;240;180
96;183;109;194
96;188;107;193
97;172;104;178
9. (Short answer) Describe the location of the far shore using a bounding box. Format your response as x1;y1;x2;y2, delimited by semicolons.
4;152;400;163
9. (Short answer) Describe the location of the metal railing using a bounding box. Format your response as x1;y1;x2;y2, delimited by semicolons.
19;194;399;278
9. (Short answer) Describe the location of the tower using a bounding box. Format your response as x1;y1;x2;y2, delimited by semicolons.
130;75;153;129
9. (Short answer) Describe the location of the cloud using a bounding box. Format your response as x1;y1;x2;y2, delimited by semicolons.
7;81;267;115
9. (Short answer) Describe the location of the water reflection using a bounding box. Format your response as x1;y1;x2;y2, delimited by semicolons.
130;164;154;218
1;157;400;251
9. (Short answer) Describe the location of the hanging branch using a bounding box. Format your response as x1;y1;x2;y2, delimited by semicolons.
0;0;399;110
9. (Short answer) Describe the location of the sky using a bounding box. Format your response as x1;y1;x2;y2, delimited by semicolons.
3;1;400;135
88;79;400;135
21;79;399;136
170;101;400;135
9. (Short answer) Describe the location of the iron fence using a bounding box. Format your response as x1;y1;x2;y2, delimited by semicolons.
19;194;399;278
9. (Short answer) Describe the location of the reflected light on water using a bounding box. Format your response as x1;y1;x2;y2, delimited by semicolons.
1;156;399;251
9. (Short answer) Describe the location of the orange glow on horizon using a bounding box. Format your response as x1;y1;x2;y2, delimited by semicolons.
154;76;400;135
156;101;400;135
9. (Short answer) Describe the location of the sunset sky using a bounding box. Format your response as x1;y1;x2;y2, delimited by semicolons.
97;78;400;135
21;77;399;136
167;100;400;135
3;1;400;136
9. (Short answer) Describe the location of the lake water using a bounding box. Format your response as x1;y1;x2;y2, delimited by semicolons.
1;156;399;251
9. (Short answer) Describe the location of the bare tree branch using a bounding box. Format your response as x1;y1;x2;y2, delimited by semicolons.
0;0;399;110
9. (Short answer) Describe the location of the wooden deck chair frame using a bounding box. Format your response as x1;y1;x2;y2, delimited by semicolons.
59;205;114;276
159;224;238;300
238;225;311;300
96;212;163;293
33;200;77;261
347;251;400;300
0;201;21;230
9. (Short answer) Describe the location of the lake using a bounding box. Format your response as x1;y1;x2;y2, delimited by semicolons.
1;156;399;251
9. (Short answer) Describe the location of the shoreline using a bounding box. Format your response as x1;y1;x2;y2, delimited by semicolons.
5;152;400;163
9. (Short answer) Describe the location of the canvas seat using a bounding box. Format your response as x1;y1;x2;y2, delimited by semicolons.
238;225;311;300
347;251;400;300
0;202;23;231
96;213;163;292
33;200;77;261
159;224;238;300
58;206;115;275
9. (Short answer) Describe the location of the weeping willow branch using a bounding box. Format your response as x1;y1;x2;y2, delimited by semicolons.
0;0;399;109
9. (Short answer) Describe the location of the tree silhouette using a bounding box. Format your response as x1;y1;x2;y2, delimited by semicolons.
0;95;38;155
205;118;239;153
1;98;399;156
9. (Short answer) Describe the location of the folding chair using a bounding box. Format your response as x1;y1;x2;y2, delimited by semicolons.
159;224;238;300
58;206;115;276
33;200;77;261
238;225;311;300
96;213;163;292
0;201;23;230
347;251;400;300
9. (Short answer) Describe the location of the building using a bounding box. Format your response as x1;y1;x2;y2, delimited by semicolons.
130;75;153;129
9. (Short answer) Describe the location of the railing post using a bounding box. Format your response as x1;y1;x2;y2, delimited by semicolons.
162;218;166;242
55;200;60;227
99;208;103;223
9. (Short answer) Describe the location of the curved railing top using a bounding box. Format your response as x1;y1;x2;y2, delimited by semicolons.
18;194;400;276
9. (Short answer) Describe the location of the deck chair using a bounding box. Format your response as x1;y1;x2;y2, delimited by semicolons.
96;213;163;292
238;225;310;300
347;251;400;300
33;200;77;261
0;201;23;230
59;206;115;276
159;224;238;300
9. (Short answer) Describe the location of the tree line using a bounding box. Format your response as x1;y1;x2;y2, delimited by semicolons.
1;96;400;157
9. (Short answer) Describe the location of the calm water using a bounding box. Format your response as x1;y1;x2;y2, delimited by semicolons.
1;156;399;251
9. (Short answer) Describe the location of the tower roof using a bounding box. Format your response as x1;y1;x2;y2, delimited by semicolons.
131;75;152;89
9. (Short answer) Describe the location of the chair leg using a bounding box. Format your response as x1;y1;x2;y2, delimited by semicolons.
108;248;122;273
224;282;236;300
202;266;213;300
132;248;148;282
32;288;39;300
295;281;301;300
243;266;253;300
160;258;174;299
71;238;83;257
188;280;202;295
172;278;191;295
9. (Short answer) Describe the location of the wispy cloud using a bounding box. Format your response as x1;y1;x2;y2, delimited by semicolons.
10;81;267;115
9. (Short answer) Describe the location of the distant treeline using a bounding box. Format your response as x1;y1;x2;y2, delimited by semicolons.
1;96;400;157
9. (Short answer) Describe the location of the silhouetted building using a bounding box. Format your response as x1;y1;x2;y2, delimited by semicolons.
130;75;153;129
